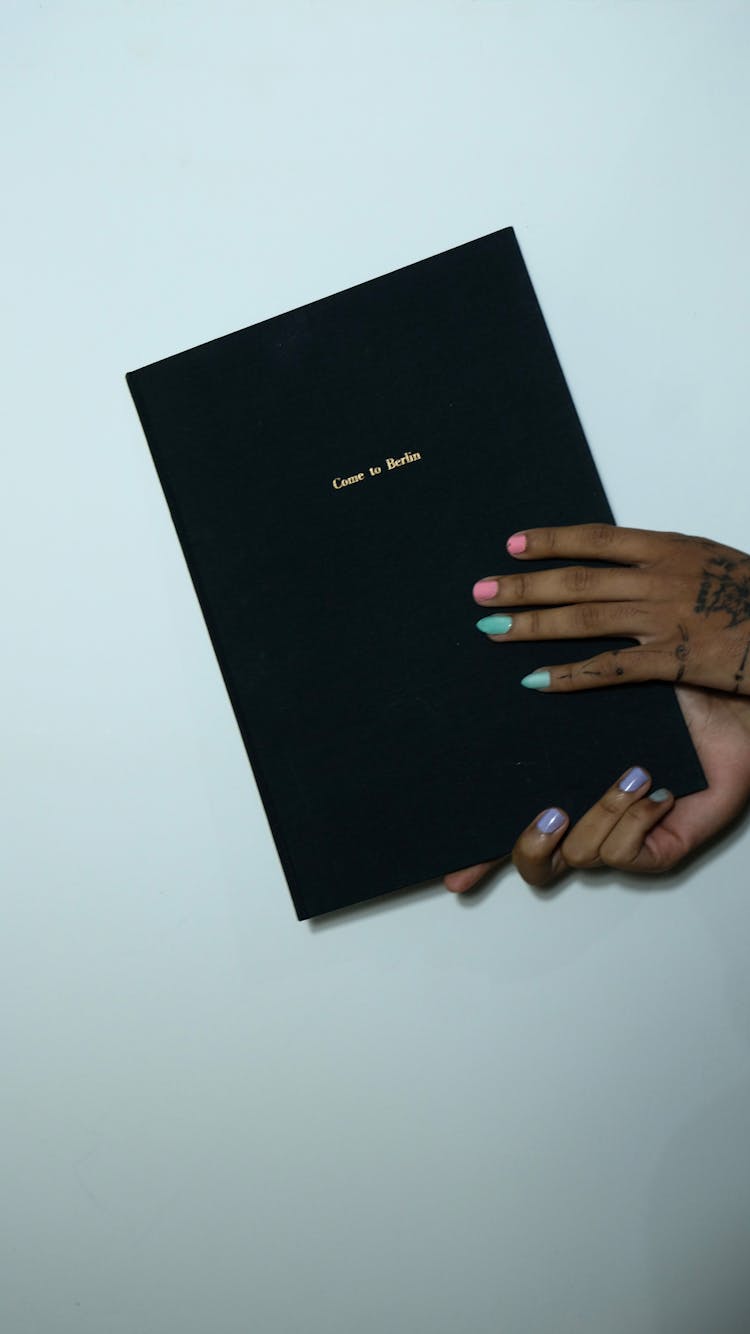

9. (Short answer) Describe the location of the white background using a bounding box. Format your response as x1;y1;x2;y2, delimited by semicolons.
2;3;749;1331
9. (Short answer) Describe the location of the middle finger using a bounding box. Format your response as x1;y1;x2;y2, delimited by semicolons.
476;600;654;641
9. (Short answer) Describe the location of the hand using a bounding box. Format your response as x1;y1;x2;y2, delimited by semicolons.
472;524;750;696
443;685;750;893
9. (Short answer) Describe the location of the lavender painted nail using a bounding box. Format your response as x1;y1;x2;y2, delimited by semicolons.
619;766;649;794
536;807;566;834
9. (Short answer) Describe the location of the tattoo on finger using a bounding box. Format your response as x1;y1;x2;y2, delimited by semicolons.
674;622;690;683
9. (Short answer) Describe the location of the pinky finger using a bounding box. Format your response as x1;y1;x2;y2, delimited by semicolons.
512;806;571;888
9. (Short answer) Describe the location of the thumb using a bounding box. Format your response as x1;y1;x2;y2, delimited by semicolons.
512;806;571;887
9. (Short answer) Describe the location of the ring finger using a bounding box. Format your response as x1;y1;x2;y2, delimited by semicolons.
598;786;675;868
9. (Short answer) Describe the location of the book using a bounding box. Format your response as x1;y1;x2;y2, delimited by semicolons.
126;226;706;920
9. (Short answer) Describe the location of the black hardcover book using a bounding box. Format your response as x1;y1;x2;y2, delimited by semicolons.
127;226;705;920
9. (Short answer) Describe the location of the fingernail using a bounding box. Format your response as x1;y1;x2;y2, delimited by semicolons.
648;787;671;803
536;807;566;834
476;614;513;635
473;579;499;600
521;670;551;690
619;766;649;793
507;533;527;555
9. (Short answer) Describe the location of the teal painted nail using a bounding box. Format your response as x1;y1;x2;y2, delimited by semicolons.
476;614;513;635
521;670;551;690
648;788;671;803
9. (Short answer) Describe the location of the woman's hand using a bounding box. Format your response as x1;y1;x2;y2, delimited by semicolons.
444;686;750;893
472;525;750;696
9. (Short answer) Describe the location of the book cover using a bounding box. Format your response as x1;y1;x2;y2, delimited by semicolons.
126;226;705;919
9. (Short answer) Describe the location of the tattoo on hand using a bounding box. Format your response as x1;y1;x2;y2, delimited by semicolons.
674;622;690;683
694;557;750;628
734;638;750;695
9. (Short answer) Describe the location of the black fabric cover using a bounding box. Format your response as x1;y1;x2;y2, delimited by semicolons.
126;226;705;919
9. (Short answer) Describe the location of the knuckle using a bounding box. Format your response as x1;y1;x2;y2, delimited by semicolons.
587;523;616;547
673;572;696;599
513;839;542;866
599;847;632;869
606;652;627;679
566;565;593;594
577;603;601;632
562;849;587;870
605;566;630;590
662;852;683;872
620;804;649;830
511;851;546;887
560;840;594;870
519;867;547;888
598;791;624;818
652;651;675;682
512;573;529;601
598;846;619;868
655;840;685;873
528;609;542;635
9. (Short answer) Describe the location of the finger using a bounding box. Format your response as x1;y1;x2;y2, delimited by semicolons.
505;523;671;566
512;806;570;888
443;859;503;893
477;600;652;642
472;565;649;607
559;765;652;869
614;764;750;875
519;646;675;693
597;787;676;868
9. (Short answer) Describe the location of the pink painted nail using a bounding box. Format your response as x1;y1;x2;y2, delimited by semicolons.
506;533;527;555
473;579;498;600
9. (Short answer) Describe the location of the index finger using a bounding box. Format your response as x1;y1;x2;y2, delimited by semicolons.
506;523;671;566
